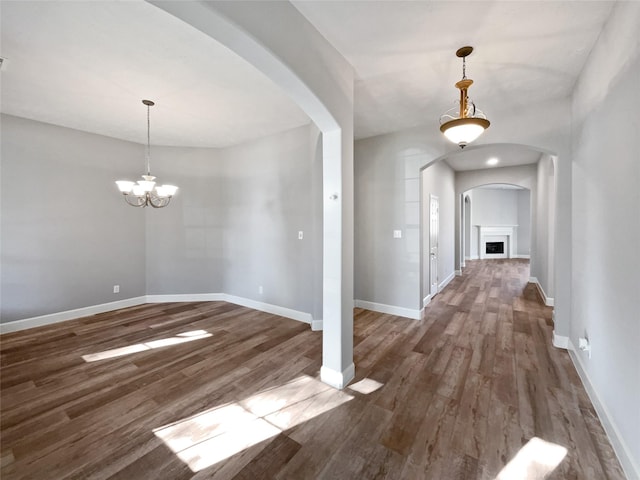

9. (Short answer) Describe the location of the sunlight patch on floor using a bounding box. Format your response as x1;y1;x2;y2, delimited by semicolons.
347;377;384;394
82;330;212;362
153;375;353;472
496;437;568;480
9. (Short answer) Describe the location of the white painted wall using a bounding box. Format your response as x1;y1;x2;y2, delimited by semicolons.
571;2;640;476
421;160;456;303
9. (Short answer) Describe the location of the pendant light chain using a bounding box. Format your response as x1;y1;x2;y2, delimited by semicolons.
462;56;467;79
146;102;151;176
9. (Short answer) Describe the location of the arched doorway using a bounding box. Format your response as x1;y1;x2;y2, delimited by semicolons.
420;144;557;328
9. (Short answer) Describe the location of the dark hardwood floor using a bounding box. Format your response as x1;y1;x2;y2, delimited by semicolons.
0;259;626;479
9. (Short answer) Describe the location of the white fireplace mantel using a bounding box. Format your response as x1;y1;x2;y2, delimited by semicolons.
476;225;518;259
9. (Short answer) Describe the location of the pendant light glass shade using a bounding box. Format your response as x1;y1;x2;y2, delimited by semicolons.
440;118;490;147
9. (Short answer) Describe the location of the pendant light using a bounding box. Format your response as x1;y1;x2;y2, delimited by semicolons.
439;46;490;148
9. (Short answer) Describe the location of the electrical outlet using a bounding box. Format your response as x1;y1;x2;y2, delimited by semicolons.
113;285;120;294
298;231;304;240
393;230;402;239
258;286;263;294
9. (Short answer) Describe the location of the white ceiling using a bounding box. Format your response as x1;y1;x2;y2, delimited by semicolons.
444;143;542;172
0;1;615;149
0;1;310;148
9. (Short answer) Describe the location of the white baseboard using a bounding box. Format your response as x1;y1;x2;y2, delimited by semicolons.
455;270;462;276
513;254;531;259
311;319;323;331
354;299;421;320
0;296;147;334
146;293;224;303
1;293;315;334
438;271;456;291
423;295;431;308
552;331;569;349
567;340;640;480
466;255;479;260
221;294;313;325
320;363;355;390
528;278;554;306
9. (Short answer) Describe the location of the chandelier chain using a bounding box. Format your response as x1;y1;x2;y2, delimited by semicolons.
146;103;151;176
462;56;466;79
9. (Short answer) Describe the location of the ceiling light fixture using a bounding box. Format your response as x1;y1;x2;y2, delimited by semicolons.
440;46;490;149
487;157;499;166
115;100;178;208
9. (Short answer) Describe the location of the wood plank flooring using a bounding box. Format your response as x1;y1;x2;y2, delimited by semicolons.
0;259;626;479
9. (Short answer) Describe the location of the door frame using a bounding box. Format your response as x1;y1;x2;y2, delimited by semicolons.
430;194;439;298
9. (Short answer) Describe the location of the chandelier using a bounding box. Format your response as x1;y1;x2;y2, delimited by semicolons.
439;46;490;148
115;100;178;208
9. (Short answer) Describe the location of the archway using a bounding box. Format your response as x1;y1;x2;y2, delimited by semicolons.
149;1;355;388
420;143;558;338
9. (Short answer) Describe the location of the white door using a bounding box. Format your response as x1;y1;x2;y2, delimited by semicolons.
430;195;439;297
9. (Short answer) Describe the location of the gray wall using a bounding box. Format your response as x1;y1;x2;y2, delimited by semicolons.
220;125;323;318
1;116;323;324
456;165;538;265
1;114;146;322
571;2;640;474
533;154;556;296
516;189;531;256
421;160;455;302
354;126;445;312
144;124;324;319
466;187;531;259
145;146;225;295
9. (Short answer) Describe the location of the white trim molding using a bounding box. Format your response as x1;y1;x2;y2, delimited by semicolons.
476;225;517;259
423;295;431;308
354;299;421;320
567;340;640;480
552;331;569;349
1;293;316;334
528;278;554;307
0;296;147;334
320;363;355;390
311;319;323;331
513;254;531;259
146;293;224;303
221;294;312;325
438;271;456;291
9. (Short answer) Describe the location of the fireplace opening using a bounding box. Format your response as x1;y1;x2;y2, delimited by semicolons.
486;241;504;254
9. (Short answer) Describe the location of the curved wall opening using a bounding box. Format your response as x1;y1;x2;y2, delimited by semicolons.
420;143;557;317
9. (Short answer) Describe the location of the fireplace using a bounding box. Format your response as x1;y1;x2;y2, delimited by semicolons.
476;225;516;259
486;241;504;254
